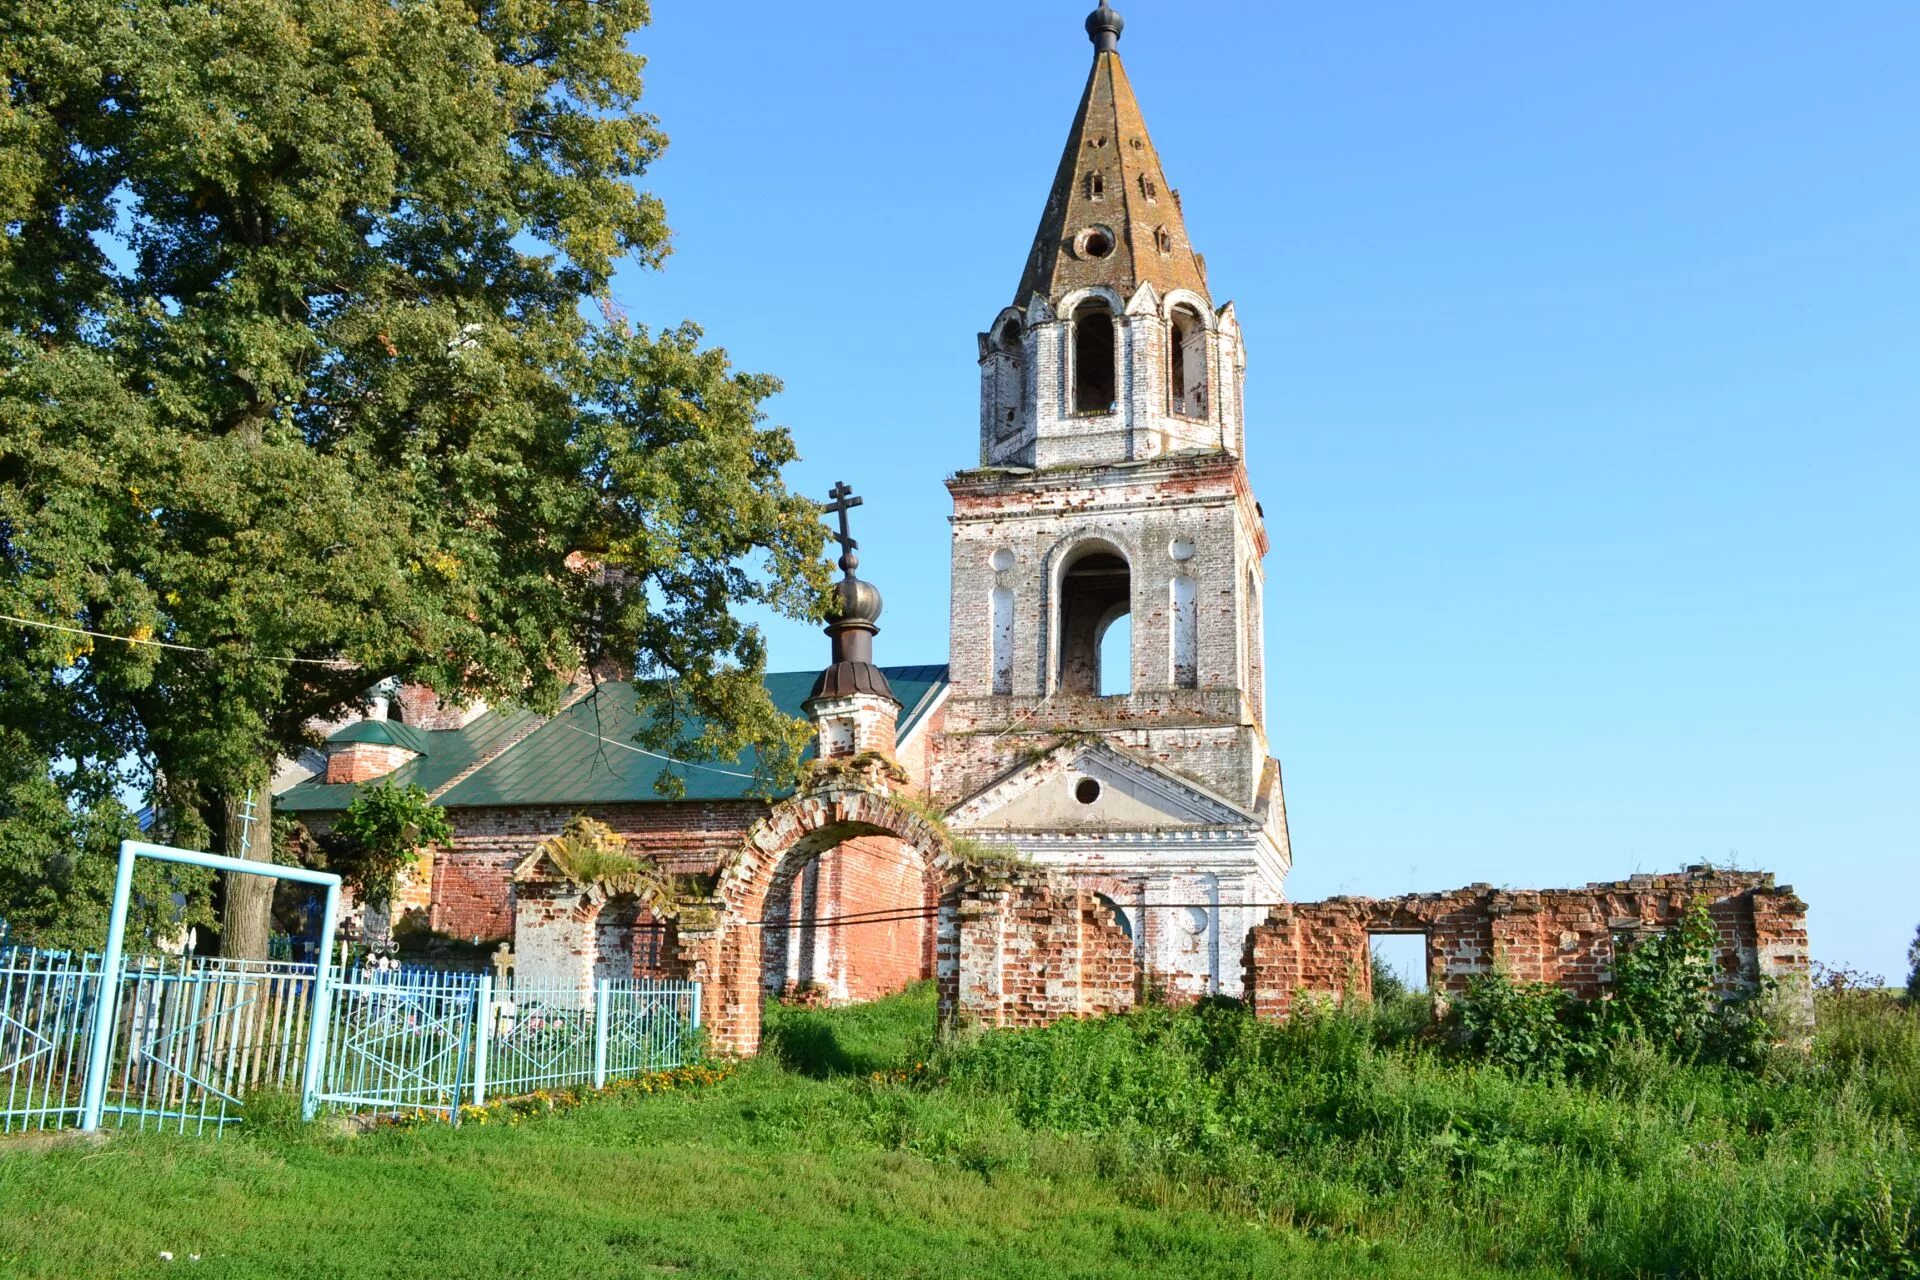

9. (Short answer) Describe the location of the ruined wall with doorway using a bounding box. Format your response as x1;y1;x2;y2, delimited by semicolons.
1242;867;1810;1020
511;878;686;993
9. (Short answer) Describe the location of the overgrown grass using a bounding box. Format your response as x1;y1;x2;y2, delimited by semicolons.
929;991;1920;1279
2;984;1913;1278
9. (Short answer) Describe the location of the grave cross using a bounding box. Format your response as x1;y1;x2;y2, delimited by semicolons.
821;481;863;576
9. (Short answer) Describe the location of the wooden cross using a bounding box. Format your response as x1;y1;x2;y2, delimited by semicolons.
822;481;863;574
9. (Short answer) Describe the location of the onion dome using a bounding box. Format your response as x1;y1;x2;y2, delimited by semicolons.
1086;1;1124;53
810;573;894;702
829;576;884;629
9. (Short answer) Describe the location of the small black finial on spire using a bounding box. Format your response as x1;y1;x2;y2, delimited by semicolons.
1086;1;1124;54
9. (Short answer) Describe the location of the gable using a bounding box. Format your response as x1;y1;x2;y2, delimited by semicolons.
950;740;1252;832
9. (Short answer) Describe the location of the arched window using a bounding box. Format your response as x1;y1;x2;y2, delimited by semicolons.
1072;300;1117;415
1171;574;1198;689
991;586;1014;695
1140;174;1158;202
1170;305;1208;418
991;318;1024;440
1057;543;1130;696
1086;172;1105;201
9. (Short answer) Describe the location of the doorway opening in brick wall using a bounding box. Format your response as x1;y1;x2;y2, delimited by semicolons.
761;833;938;1007
594;895;673;981
1368;931;1430;997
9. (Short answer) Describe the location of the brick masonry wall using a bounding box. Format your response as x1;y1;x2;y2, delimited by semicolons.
394;685;487;731
429;800;767;941
514;880;685;994
938;872;1139;1035
1242;868;1811;1022
323;742;416;784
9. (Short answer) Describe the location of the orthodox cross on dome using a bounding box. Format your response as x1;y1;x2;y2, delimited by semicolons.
821;481;864;579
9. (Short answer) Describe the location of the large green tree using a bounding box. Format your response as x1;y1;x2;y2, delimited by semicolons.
0;0;827;956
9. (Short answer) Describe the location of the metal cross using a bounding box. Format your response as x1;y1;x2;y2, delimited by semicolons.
237;789;259;857
821;481;863;575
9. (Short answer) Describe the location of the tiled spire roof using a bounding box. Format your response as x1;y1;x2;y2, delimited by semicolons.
1014;6;1211;309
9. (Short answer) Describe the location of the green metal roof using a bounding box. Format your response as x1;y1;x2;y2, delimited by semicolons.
327;719;437;756
276;665;948;813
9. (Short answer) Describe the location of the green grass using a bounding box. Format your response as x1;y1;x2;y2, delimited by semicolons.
2;983;1914;1279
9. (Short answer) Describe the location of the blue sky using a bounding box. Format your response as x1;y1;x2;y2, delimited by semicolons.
610;2;1918;980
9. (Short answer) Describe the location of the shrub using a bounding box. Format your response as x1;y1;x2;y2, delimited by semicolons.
331;783;454;905
1908;923;1920;1004
1449;901;1781;1077
1450;972;1574;1074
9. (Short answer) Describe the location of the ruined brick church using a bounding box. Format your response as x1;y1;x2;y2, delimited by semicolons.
279;4;1809;1053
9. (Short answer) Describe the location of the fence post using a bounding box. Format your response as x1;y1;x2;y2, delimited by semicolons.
299;883;340;1122
690;982;702;1033
79;843;138;1130
471;973;493;1109
592;978;611;1090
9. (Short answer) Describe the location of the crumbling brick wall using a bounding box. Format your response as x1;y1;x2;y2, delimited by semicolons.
511;878;688;994
1243;867;1809;1020
429;800;766;940
937;872;1139;1035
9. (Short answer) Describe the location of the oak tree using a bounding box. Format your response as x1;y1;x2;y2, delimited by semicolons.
0;0;827;955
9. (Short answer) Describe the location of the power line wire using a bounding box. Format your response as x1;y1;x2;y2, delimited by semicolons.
0;612;360;669
555;721;759;780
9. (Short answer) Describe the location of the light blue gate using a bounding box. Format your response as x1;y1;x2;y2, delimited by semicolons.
315;970;481;1121
95;959;320;1134
0;949;100;1133
2;841;705;1137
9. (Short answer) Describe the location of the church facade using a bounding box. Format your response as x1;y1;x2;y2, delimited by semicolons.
277;5;1809;1054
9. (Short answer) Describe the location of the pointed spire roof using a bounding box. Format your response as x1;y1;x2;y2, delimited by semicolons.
1015;5;1211;309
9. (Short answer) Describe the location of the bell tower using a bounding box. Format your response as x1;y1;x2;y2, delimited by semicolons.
936;2;1280;828
930;3;1290;998
978;1;1245;471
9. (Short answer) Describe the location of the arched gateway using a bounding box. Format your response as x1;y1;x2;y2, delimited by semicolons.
683;771;962;1055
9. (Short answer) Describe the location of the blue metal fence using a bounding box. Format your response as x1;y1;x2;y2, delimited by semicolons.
0;947;701;1137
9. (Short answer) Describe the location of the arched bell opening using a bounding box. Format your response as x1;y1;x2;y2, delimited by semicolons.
1170;303;1208;419
1072;299;1118;415
1056;542;1132;696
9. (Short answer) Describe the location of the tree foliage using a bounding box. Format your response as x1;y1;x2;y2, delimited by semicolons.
0;730;211;951
1908;924;1919;1004
329;782;453;906
0;0;828;950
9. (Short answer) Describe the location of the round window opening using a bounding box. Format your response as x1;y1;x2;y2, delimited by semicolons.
1078;227;1115;260
990;548;1015;572
1074;777;1102;805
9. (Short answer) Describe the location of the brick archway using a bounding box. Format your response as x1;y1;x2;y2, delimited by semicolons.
684;777;962;1056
